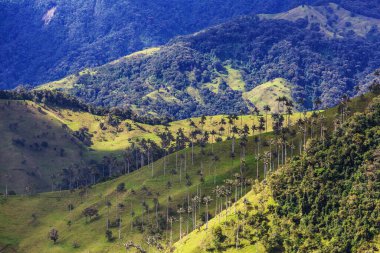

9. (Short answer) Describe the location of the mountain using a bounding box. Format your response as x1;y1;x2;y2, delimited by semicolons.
0;0;321;90
0;91;378;253
175;93;380;252
259;3;380;37
1;88;310;193
39;4;380;119
1;0;380;90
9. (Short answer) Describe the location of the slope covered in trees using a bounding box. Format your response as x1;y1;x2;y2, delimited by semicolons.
40;4;380;119
1;0;379;89
0;0;328;89
175;93;380;252
0;90;378;252
0;88;311;193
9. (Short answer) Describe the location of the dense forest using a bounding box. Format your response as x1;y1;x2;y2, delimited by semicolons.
1;0;380;89
0;0;311;89
175;91;380;252
53;9;380;119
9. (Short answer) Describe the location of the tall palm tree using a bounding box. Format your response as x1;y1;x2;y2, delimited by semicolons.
191;196;200;229
263;151;271;178
168;216;176;247
177;207;185;239
190;130;200;165
231;125;239;156
203;196;212;229
105;198;112;230
263;105;271;132
199;115;207;133
210;129;217;153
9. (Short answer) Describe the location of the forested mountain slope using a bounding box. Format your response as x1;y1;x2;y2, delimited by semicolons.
0;89;310;193
175;93;380;252
0;0;321;89
0;89;377;253
1;0;379;90
260;3;380;37
41;4;380;119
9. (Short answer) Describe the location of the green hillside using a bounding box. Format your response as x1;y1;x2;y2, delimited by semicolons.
259;3;380;38
0;92;377;253
0;90;311;193
0;125;271;253
175;94;380;252
0;100;86;193
34;4;380;119
242;78;294;113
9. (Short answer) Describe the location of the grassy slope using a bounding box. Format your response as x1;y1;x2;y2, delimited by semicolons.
243;78;294;113
0;133;270;253
0;100;85;193
259;3;380;37
38;101;310;153
0;96;309;193
173;92;379;253
173;185;271;253
0;94;375;253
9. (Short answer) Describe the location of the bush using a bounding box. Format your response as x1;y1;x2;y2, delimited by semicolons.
212;226;226;250
105;230;114;242
72;241;80;248
116;182;125;192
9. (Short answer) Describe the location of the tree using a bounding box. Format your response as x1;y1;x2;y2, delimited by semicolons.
105;230;114;242
105;199;112;230
125;241;147;253
210;129;217;153
177;207;185;239
48;228;59;244
83;207;99;223
168;216;176;247
203;196;212;229
263;105;271;132
116;182;125;192
191;196;200;229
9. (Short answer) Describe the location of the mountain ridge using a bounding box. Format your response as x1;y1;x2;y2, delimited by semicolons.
38;4;380;119
1;0;380;89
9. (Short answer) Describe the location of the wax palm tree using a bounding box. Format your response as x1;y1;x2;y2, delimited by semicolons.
186;206;192;235
105;199;112;230
190;129;200;165
210;129;217;153
231;125;239;156
191;196;200;229
263;105;271;132
199;115;207;133
177;207;185;239
263;151;271;178
168;216;176;247
203;196;212;229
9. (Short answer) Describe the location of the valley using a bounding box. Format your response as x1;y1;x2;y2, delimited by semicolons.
0;91;378;252
0;1;379;252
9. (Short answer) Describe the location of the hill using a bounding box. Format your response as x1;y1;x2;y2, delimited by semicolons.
0;88;312;193
260;3;380;37
174;93;380;252
242;78;294;113
0;91;377;253
0;0;327;90
38;4;380;119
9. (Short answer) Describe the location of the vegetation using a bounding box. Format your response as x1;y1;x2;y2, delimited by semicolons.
260;3;380;37
175;93;380;252
40;5;380;119
0;0;327;89
1;2;380;253
0;89;312;193
0;89;377;252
